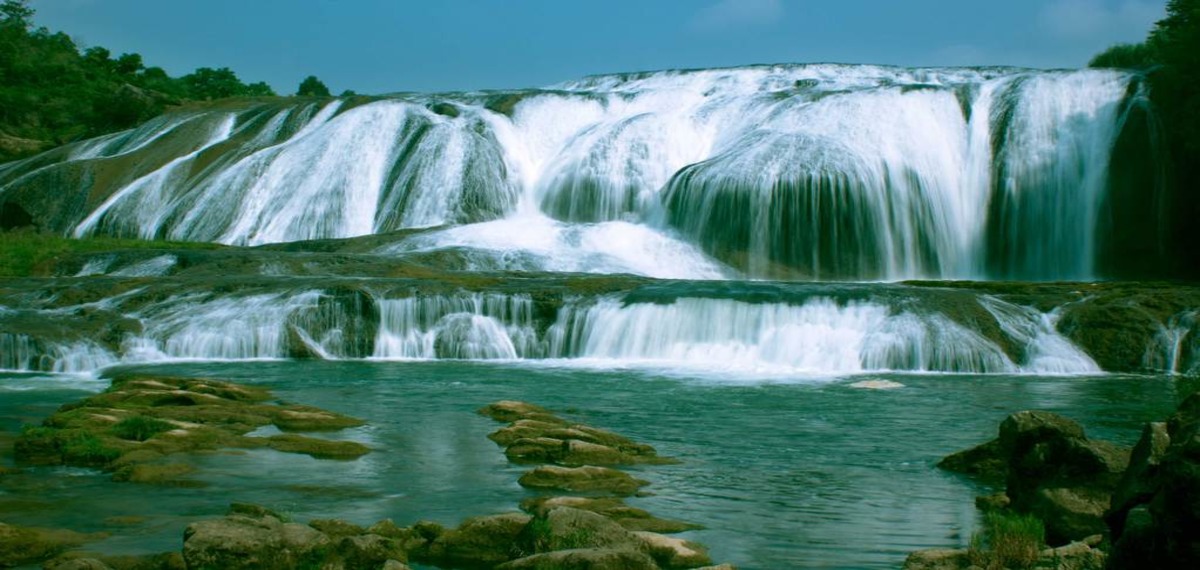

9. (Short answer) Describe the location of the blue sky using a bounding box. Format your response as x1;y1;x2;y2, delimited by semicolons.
32;0;1165;95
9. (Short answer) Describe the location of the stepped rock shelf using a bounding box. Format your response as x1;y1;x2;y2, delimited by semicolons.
1;245;1197;376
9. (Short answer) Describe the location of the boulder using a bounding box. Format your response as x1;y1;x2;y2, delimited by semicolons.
517;507;640;554
0;523;103;568
1029;487;1111;541
1109;391;1200;568
634;531;712;568
1108;421;1170;533
521;496;701;534
478;401;563;424
942;410;1130;545
308;518;366;538
902;548;969;570
937;439;1006;485
43;558;113;570
330;533;408;568
496;548;659;570
181;513;330;570
519;466;650;496
425;513;531;568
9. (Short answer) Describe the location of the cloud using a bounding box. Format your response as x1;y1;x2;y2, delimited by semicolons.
689;0;784;33
1038;0;1164;42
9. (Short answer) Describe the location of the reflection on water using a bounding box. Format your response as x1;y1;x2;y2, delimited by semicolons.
0;363;1179;569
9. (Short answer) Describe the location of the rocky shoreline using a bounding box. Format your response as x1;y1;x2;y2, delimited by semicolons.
906;383;1200;569
0;378;733;569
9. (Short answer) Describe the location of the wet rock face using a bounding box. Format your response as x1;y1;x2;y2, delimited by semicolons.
938;410;1130;545
1108;392;1200;569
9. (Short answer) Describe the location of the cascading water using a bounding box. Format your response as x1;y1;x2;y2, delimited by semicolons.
0;64;1160;281
372;294;541;360
0;63;1182;381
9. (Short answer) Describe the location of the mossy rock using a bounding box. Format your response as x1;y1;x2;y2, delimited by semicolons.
263;434;369;460
0;523;106;568
518;465;649;497
14;375;368;475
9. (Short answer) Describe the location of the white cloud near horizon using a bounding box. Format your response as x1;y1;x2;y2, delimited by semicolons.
689;0;785;33
1038;0;1164;42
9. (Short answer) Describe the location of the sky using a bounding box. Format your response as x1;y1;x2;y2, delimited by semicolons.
30;0;1166;95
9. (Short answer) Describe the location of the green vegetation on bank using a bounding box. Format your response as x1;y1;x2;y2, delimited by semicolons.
1091;0;1200;277
0;231;221;277
0;0;334;162
967;511;1045;569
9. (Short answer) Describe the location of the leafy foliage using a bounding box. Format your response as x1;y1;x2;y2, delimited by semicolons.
0;0;280;162
297;75;332;97
967;511;1045;569
1089;43;1157;69
112;415;176;442
1090;0;1200;276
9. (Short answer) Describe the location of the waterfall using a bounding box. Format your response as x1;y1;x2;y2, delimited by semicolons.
0;333;117;374
0;64;1158;281
373;294;541;360
545;296;1099;375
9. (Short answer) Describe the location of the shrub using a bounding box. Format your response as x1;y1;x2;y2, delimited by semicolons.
968;511;1045;569
112;415;174;442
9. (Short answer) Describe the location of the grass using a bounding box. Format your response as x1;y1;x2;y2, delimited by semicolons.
111;415;175;442
0;231;221;277
968;511;1045;569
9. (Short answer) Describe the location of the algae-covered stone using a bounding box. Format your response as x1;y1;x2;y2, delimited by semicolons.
517;507;639;554
497;548;659;570
0;523;104;568
520;496;701;533
518;465;650;496
425;513;531;569
937;439;1006;484
264;434;369;459
13;375;369;476
478;401;564;424
181;513;330;570
634;531;713;569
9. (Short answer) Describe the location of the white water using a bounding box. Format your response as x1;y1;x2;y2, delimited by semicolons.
0;64;1148;281
0;288;1105;377
373;294;540;360
1144;310;1199;374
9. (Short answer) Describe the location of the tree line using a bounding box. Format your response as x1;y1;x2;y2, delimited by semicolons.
1090;0;1199;277
0;0;333;161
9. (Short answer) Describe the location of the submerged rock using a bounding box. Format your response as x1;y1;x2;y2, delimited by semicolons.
519;465;650;497
0;522;105;568
497;548;659;570
12;374;368;478
520;496;702;534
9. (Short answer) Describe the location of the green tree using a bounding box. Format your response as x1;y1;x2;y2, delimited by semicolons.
182;67;246;100
0;0;32;28
114;52;143;76
243;81;277;97
297;75;331;97
1089;43;1157;69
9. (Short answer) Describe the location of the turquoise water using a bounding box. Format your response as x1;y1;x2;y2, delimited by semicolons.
0;363;1179;569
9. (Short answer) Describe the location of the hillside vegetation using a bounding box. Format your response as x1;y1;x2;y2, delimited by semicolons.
1091;0;1200;277
0;0;334;162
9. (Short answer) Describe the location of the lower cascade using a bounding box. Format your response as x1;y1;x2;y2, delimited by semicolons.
1;285;1145;377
